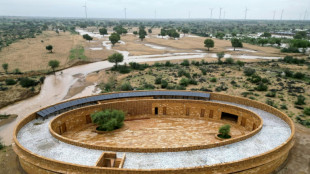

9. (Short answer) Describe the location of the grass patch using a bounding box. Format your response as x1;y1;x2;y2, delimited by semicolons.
0;114;10;120
69;45;87;60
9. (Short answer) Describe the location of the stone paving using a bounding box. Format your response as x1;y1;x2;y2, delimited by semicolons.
17;101;291;169
62;117;248;149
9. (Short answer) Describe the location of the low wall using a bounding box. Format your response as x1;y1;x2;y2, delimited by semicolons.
13;91;295;174
49;99;262;152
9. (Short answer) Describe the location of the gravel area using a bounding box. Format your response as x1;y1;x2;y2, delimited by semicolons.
17;100;291;169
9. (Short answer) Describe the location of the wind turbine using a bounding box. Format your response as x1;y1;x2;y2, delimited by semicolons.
244;7;248;20
224;11;226;19
82;1;87;19
188;11;191;19
155;9;157;19
304;10;308;21
280;9;284;20
219;8;222;19
124;8;127;19
209;8;213;19
273;11;276;20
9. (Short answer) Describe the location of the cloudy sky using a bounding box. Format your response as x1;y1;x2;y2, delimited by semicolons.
0;0;309;20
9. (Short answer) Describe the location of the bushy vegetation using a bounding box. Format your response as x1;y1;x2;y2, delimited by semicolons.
19;77;39;88
218;124;231;139
5;79;17;85
91;109;125;131
295;95;306;105
243;68;256;76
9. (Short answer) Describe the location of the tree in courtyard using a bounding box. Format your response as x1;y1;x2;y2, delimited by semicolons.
91;109;125;131
231;38;243;51
46;45;53;53
2;63;8;74
48;60;60;73
108;53;124;68
204;39;214;51
218;124;231;139
109;33;121;46
99;28;108;35
216;52;225;63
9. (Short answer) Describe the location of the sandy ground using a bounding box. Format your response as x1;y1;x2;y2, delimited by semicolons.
62;117;248;149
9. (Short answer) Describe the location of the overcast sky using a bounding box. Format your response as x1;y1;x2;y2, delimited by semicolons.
0;0;309;20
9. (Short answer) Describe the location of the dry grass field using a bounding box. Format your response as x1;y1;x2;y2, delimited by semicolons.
0;31;114;73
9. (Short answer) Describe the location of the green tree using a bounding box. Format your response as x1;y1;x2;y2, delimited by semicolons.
139;33;146;41
82;34;93;42
48;60;60;73
2;63;8;74
46;45;53;53
91;109;125;131
204;39;214;51
133;31;138;35
216;52;225;63
99;28;108;35
258;39;268;46
148;28;152;34
231;38;243;51
215;32;225;39
294;31;307;39
182;28;190;36
261;32;271;38
109;33;121;46
108;53;124;68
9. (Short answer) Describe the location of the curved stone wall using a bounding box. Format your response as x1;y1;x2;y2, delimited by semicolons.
49;99;263;152
13;91;295;174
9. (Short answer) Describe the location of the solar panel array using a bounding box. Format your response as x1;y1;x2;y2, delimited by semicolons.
37;91;210;118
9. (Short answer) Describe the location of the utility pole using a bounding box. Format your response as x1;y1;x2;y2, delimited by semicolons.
280;9;284;20
83;1;87;19
209;8;213;19
224;11;226;20
219;8;222;19
245;7;248;20
273;11;276;20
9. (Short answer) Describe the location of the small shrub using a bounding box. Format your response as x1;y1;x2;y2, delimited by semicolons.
295;95;306;105
293;72;305;79
143;83;155;90
5;79;17;85
266;91;276;97
304;107;310;116
255;82;268;91
180;59;190;66
280;104;288;110
218;124;231;139
0;140;4;150
248;74;262;84
210;77;217;82
39;76;46;83
175;85;186;90
189;79;198;85
161;80;168;88
119;82;133;91
13;68;22;74
200;68;207;75
284;69;293;77
261;78;269;83
266;99;277;108
165;61;173;67
179;78;190;87
155;77;162;84
178;69;191;78
243;68;256;76
225;58;234;64
236;60;245;67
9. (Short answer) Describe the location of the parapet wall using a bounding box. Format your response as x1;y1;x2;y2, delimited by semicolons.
13;91;295;174
49;99;262;152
